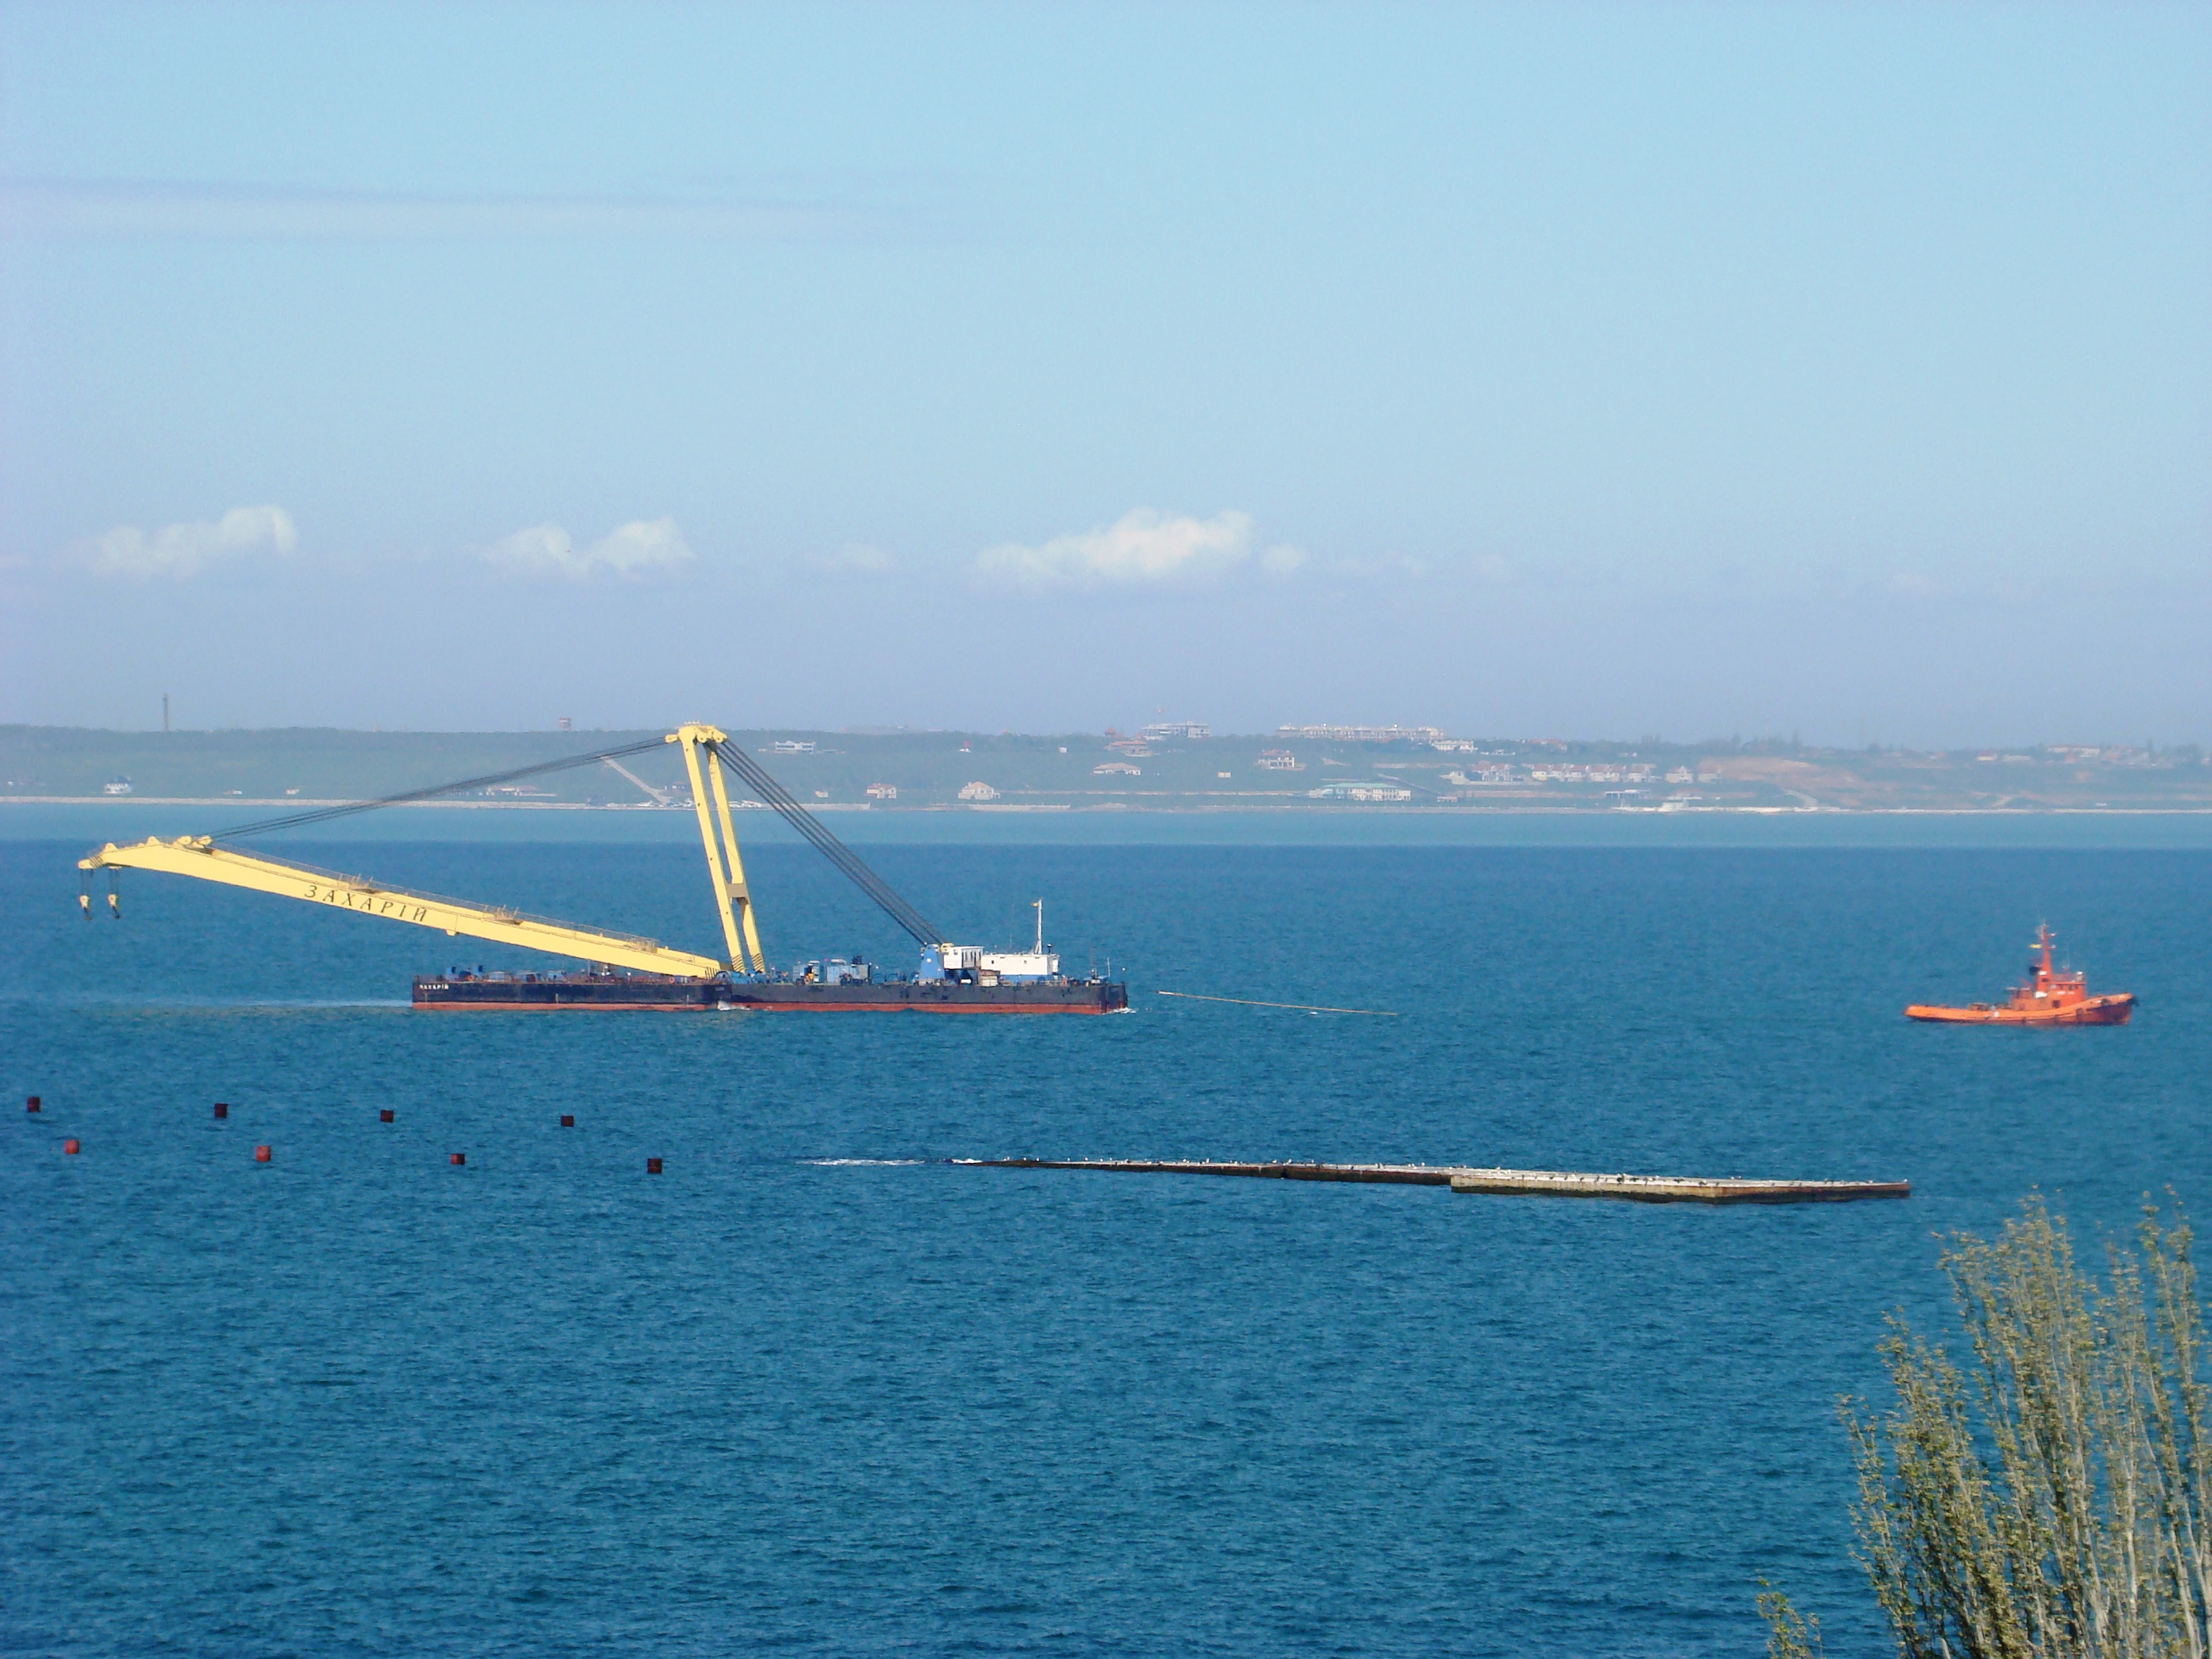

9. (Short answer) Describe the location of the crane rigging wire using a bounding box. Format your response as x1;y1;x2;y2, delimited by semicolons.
708;739;944;947
209;738;670;842
197;729;949;954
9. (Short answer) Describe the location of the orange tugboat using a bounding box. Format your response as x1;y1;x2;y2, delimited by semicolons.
1905;925;2133;1025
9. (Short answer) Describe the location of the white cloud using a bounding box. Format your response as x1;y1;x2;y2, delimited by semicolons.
975;508;1304;588
81;505;298;578
483;518;695;579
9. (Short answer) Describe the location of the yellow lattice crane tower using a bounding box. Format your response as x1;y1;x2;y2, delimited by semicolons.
668;722;764;972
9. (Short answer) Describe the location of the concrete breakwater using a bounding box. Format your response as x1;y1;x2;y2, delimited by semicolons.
958;1157;1910;1205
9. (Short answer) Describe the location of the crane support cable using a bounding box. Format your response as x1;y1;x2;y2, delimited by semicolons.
708;739;944;947
709;739;941;945
210;738;670;842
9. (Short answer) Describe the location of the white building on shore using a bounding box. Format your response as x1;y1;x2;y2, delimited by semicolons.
1308;782;1414;802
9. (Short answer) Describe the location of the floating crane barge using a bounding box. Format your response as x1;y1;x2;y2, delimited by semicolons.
79;723;1127;1014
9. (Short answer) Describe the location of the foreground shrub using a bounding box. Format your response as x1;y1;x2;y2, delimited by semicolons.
1766;1196;2212;1659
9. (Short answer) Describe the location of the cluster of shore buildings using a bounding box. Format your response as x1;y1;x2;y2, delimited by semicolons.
851;721;1745;806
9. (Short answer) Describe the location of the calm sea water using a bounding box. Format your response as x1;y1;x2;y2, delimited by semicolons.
5;832;2209;1656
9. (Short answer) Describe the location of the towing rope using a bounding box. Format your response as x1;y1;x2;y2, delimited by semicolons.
1155;990;1398;1016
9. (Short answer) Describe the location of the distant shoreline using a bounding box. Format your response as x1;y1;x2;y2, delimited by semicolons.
11;726;2207;815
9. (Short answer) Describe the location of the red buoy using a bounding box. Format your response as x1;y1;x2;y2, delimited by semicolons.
25;1095;39;1113
63;1139;80;1155
213;1102;228;1120
380;1109;394;1123
253;1145;272;1162
560;1114;575;1128
451;1152;466;1166
647;1157;663;1174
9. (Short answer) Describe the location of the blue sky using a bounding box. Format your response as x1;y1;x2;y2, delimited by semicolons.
1;2;2205;744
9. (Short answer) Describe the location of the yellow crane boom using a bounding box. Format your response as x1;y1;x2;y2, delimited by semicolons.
77;722;765;977
78;836;724;977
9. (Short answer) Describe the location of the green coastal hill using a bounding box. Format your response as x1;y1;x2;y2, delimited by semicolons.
3;725;2208;813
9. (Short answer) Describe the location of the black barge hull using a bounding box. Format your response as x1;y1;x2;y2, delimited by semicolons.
413;974;1128;1013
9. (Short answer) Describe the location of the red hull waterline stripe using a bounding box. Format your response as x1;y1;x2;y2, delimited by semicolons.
415;1002;715;1012
413;1000;1118;1013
